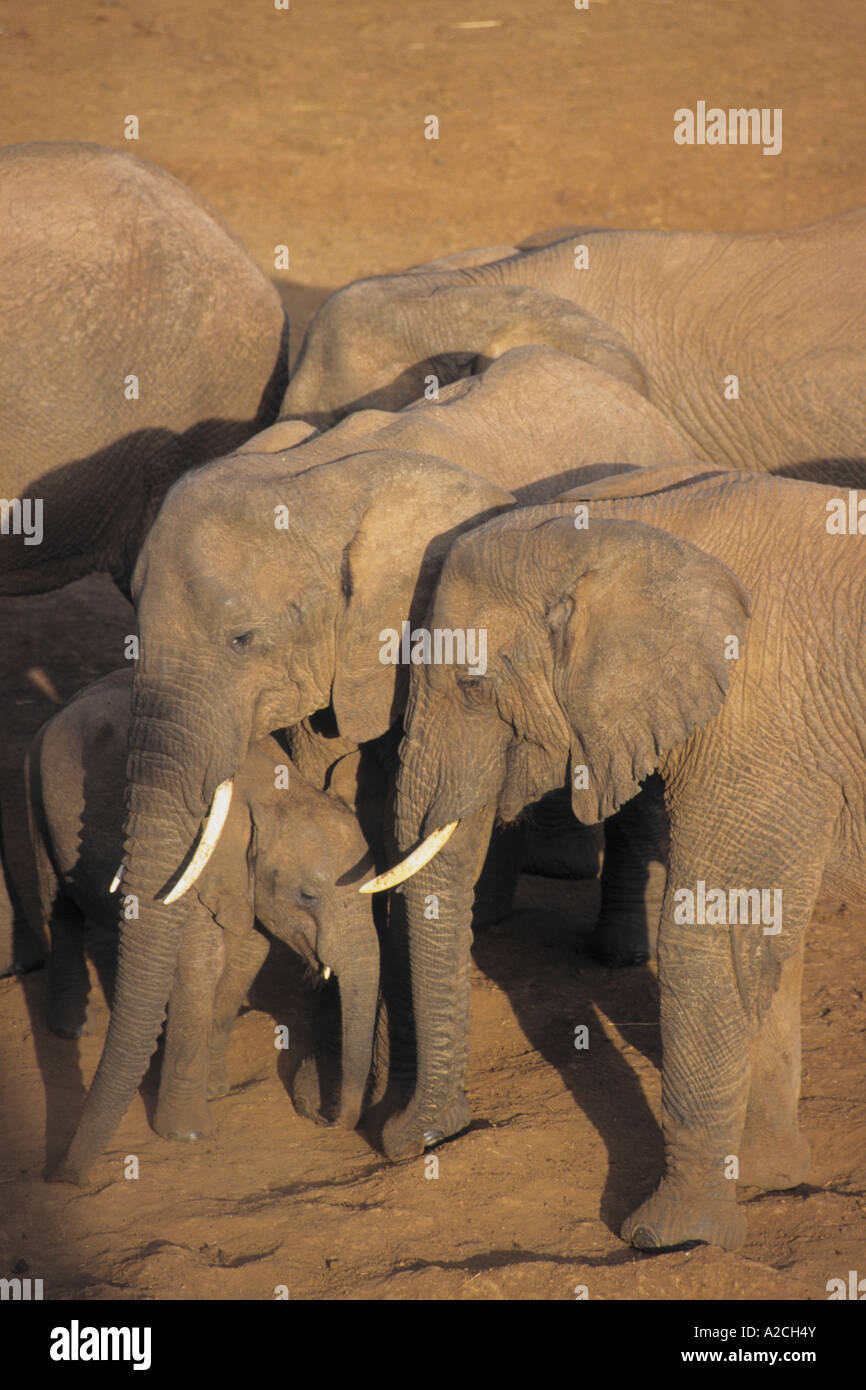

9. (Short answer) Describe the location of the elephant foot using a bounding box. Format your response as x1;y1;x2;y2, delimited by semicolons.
47;1018;89;1040
738;1129;811;1191
381;1091;473;1162
153;1098;213;1142
4;923;46;977
592;912;652;967
47;1157;92;1187
621;1178;748;1252
206;1059;230;1100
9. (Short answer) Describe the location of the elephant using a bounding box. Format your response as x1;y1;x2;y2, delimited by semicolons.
368;462;866;1251
280;210;866;480
27;671;378;1177
51;343;703;1181
0;141;289;977
0;141;288;597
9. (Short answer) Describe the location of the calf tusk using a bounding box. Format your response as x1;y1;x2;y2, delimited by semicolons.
160;780;234;905
359;821;459;893
109;865;124;893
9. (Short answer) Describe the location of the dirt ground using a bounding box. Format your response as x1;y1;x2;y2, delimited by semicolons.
1;0;865;1303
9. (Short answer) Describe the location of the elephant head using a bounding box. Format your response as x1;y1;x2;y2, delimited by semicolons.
194;739;379;1130
53;449;512;1180
369;504;751;1158
281;276;648;428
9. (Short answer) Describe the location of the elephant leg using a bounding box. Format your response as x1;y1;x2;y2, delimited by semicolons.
291;981;342;1127
621;909;752;1252
595;774;668;966
472;819;525;930
739;938;811;1190
47;898;90;1038
153;906;225;1141
621;773;828;1252
0;801;43;976
207;928;269;1100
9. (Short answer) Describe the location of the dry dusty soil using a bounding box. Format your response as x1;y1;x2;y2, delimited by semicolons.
0;0;865;1303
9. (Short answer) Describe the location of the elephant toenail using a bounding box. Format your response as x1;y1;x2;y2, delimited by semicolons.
423;1129;444;1147
630;1226;661;1249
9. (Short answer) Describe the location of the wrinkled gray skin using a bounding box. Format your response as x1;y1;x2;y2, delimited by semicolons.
28;672;378;1176
281;211;866;480
0;142;288;596
52;346;697;1182
387;465;866;1250
0;141;288;977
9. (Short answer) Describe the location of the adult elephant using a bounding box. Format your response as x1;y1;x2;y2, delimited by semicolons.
0;142;288;597
369;464;866;1250
0;140;289;977
280;210;866;478
52;346;697;1181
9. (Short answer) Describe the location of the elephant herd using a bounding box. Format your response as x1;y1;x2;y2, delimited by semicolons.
2;140;865;1255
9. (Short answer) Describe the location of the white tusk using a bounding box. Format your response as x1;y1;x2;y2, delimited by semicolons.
322;966;332;981
359;821;459;894
109;865;124;893
161;780;234;905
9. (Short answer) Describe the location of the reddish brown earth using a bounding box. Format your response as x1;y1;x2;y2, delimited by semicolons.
1;0;865;1302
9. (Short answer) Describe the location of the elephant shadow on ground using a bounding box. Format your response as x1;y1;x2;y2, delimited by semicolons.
468;870;665;1240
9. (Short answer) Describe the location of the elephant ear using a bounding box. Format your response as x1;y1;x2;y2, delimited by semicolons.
332;451;513;743
540;515;752;823
194;801;256;936
327;750;363;811
423;285;650;398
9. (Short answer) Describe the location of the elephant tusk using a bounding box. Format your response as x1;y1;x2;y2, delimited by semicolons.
109;865;124;893
322;966;332;981
359;821;460;893
160;780;234;905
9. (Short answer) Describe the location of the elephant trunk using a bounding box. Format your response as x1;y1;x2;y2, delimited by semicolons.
51;683;225;1183
326;901;381;1128
381;739;496;1159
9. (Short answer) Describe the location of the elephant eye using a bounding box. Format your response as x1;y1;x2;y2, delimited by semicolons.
458;675;488;705
229;630;256;652
298;888;319;907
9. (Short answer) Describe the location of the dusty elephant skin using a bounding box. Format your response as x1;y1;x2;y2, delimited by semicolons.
26;672;378;1182
382;467;866;1252
281;211;866;478
0;140;288;977
0;141;288;598
48;345;706;1179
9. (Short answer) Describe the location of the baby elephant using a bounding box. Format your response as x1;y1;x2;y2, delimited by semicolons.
26;670;379;1155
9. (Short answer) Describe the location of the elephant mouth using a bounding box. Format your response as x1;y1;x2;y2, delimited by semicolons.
359;820;459;894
